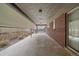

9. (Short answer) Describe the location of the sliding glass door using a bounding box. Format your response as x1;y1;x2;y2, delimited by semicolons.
68;6;79;52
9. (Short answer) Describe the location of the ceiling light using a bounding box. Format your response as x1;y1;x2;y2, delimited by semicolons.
39;9;42;13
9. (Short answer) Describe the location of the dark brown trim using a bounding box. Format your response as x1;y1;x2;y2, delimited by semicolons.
65;13;66;47
9;3;35;24
65;13;68;47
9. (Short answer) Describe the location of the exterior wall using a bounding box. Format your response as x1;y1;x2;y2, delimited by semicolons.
47;14;65;47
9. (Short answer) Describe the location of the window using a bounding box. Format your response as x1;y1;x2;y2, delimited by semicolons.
68;6;79;53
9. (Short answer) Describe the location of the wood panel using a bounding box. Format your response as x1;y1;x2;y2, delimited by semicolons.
47;14;65;47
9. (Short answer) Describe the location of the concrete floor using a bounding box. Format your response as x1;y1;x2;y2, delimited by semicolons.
0;32;70;56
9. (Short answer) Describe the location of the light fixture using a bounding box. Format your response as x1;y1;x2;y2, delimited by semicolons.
39;9;42;13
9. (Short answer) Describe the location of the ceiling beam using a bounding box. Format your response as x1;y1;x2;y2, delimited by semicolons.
9;3;36;24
